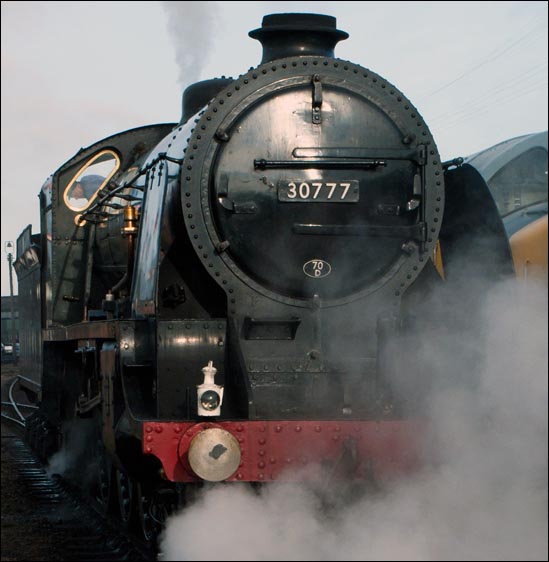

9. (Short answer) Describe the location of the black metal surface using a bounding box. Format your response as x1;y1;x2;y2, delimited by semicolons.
182;61;443;303
14;227;42;393
156;320;227;418
249;13;349;62
181;78;234;124
49;124;176;327
440;163;515;281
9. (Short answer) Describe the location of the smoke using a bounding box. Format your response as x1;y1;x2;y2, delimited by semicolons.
161;1;219;87
159;277;547;561
46;418;98;491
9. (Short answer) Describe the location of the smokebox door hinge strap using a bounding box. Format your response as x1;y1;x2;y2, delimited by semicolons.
217;175;257;214
312;74;323;124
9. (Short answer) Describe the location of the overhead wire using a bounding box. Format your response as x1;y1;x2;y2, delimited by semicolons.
416;19;547;103
433;80;548;132
428;60;548;125
415;13;547;137
431;66;548;130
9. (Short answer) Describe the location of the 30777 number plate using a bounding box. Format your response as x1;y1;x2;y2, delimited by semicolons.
278;180;359;202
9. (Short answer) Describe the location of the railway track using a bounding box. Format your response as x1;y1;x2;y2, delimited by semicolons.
1;373;158;561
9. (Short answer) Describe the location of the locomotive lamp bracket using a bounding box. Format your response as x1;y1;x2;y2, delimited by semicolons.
217;177;258;213
442;156;464;170
215;128;230;142
197;361;224;417
312;74;323;124
218;198;257;214
405;173;422;212
401;241;418;256
215;240;230;254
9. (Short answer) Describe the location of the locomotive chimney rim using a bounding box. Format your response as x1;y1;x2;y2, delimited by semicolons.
249;13;349;63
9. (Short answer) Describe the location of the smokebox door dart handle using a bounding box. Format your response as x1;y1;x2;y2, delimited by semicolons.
254;159;386;170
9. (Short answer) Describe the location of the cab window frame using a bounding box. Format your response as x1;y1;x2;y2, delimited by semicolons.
63;149;121;213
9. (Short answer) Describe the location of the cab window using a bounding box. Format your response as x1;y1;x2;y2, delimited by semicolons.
64;150;120;212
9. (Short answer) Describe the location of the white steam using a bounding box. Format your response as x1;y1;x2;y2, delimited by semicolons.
162;1;219;87
46;418;98;491
160;279;548;561
46;447;70;477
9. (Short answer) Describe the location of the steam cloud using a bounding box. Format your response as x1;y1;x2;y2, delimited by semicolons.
160;275;547;561
46;418;98;492
161;1;218;87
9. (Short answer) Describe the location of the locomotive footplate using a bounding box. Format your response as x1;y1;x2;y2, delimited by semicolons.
142;420;424;483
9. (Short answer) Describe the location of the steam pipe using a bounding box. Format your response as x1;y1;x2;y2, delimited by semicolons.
111;205;138;295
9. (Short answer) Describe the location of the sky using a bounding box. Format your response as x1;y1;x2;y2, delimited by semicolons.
1;0;548;296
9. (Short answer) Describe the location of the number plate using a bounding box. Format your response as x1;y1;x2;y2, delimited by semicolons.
278;180;359;202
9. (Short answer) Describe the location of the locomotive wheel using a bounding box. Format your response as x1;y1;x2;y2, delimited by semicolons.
149;502;170;536
150;489;174;528
115;468;135;528
95;441;114;513
136;482;156;542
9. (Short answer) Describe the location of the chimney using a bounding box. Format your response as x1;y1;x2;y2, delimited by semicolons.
249;13;349;64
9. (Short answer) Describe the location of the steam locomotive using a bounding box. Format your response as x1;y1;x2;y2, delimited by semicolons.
13;13;547;539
